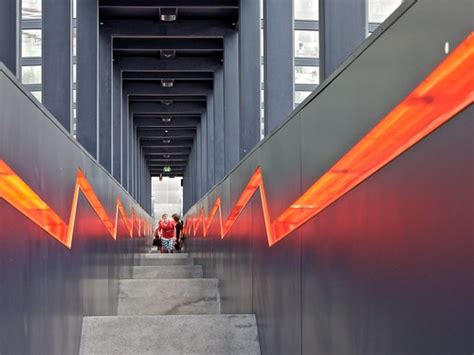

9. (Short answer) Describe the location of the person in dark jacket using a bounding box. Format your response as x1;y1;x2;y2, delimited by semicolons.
172;214;184;251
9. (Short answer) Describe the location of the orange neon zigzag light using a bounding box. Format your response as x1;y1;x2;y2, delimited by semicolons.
0;161;152;248
185;33;474;247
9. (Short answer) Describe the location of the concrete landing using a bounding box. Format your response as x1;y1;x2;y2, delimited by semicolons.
80;314;261;355
117;279;220;315
135;253;194;266
131;265;203;279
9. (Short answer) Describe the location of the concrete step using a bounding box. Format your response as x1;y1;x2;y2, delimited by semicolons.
135;253;194;266
80;314;261;355
130;265;203;279
117;279;220;316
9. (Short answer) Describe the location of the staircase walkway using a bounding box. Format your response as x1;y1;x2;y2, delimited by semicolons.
79;253;261;354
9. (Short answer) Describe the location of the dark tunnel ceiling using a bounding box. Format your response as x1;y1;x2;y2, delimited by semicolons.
100;0;239;177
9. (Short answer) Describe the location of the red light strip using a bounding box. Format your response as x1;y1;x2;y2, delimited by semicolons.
0;161;152;248
186;33;474;247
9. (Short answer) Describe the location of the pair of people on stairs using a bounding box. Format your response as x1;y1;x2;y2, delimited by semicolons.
153;213;184;253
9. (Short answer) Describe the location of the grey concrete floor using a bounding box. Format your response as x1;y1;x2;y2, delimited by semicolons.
80;252;261;354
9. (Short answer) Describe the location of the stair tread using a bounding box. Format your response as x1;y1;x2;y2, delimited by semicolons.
118;279;219;316
80;314;260;355
138;253;190;258
136;254;194;266
130;265;203;279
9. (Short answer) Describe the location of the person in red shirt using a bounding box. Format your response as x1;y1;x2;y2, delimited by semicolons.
156;214;176;253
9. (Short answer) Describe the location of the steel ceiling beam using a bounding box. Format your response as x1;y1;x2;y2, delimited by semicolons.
123;72;214;81
138;128;196;135
147;162;188;167
114;38;223;51
140;139;194;148
150;173;185;177
124;81;212;96
130;96;206;102
144;149;191;155
137;130;196;139
134;117;200;128
146;158;190;163
108;20;233;38
100;0;238;8
117;57;221;72
130;102;205;114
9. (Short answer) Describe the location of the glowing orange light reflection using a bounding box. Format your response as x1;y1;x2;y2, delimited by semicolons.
186;33;474;247
0;161;151;248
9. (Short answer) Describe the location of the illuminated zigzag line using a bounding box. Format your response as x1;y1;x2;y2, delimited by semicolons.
185;33;474;247
0;161;151;249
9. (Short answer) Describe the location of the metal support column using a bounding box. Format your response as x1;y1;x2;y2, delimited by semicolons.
139;152;143;205
0;0;18;75
129;112;134;195
99;27;112;172
133;124;138;198
319;0;367;80
264;0;294;135
223;32;240;174
239;0;261;157
214;68;225;183
112;61;122;182
206;94;215;189
192;144;198;204
42;0;72;131
201;112;208;195
77;0;99;158
196;124;202;199
122;91;129;190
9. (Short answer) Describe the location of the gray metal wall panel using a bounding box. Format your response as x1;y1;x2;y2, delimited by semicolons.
251;117;302;355
300;105;473;355
185;1;473;354
0;66;150;355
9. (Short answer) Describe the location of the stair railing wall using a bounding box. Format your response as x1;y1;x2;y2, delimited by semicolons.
184;1;474;354
0;64;152;354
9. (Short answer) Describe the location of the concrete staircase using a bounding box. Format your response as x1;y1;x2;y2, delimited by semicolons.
79;253;261;354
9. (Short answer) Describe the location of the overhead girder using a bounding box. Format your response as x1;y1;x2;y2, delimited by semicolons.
144;148;191;155
137;128;196;135
130;96;207;102
140;139;194;148
116;57;221;73
147;162;188;167
100;0;238;8
123;72;214;81
134;116;200;128
137;130;196;140
146;158;190;163
124;81;212;96
114;38;223;52
148;167;188;173
130;102;205;115
108;20;233;39
150;172;185;177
